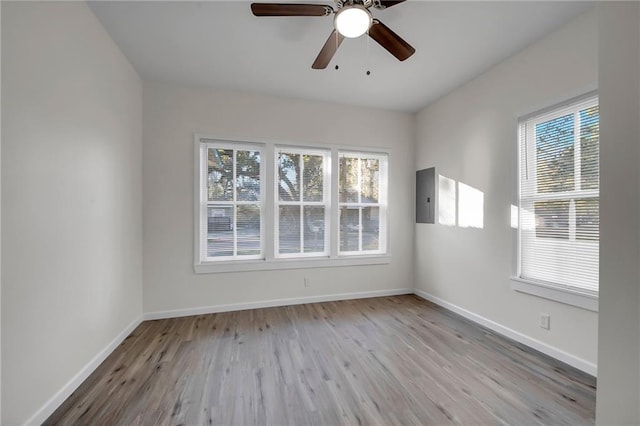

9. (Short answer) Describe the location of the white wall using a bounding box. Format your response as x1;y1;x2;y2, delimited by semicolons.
1;2;143;425
414;10;599;372
143;82;415;314
596;3;640;424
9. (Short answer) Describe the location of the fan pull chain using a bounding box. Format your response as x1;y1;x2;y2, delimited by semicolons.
366;27;371;76
335;31;340;71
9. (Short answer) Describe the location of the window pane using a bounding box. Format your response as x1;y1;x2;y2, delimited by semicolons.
360;158;379;203
339;157;359;203
576;198;599;241
207;205;234;257
236;150;261;201
340;206;361;252
303;206;325;253
303;154;323;202
278;152;300;201
208;148;233;201
237;205;261;255
279;205;301;254
536;114;574;193
534;200;569;239
580;106;599;191
362;206;380;251
338;206;382;253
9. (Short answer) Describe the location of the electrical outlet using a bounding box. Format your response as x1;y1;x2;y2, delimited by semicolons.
304;277;311;288
540;313;550;330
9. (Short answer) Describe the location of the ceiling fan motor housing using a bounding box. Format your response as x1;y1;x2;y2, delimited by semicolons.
334;4;373;38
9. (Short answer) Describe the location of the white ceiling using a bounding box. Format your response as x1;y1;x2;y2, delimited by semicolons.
88;1;593;112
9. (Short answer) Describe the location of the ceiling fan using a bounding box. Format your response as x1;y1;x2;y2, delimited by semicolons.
250;0;416;69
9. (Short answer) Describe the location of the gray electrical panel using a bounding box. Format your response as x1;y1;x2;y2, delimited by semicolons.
416;167;435;224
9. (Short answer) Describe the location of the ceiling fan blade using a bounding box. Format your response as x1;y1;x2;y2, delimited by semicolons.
368;19;415;61
251;3;332;16
375;0;406;9
312;30;345;69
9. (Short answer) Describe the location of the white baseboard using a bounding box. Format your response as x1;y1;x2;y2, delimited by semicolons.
413;289;597;377
143;288;413;321
24;316;143;426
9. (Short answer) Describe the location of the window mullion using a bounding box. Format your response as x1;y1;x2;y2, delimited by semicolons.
522;189;598;202
299;155;304;254
357;157;362;251
358;207;363;251
232;150;238;257
299;205;304;254
574;110;582;192
266;144;276;260
324;151;331;255
571;110;581;242
526;123;536;196
357;157;362;204
331;149;340;258
569;199;576;240
200;146;209;262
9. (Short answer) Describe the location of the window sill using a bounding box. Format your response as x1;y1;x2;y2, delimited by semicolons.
510;277;598;312
194;255;391;274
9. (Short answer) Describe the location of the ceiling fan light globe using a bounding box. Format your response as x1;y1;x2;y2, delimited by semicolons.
334;5;372;38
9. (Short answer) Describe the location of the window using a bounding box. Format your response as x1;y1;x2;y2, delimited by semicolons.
198;141;264;262
339;152;387;255
276;148;330;257
516;94;599;307
195;137;390;272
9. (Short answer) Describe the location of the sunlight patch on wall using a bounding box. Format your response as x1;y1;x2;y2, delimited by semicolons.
511;204;519;229
458;183;484;229
438;175;456;226
436;173;486;229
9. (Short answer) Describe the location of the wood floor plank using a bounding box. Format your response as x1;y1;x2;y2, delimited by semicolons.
45;295;596;425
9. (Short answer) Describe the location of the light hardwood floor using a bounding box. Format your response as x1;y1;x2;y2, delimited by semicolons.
45;295;596;425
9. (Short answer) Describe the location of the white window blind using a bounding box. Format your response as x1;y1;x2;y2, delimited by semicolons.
518;95;599;295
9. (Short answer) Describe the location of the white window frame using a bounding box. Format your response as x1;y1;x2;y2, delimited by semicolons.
196;140;266;263
338;151;388;256
194;135;391;273
275;147;331;258
511;92;599;312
